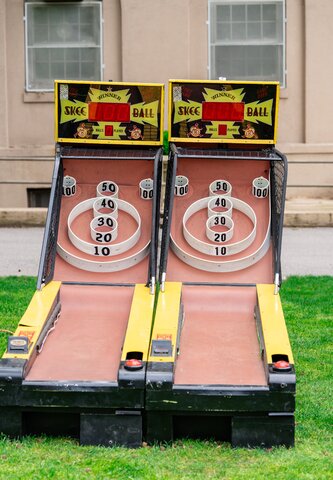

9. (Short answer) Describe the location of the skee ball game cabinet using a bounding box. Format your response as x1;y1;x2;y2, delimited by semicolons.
0;80;164;447
145;80;295;447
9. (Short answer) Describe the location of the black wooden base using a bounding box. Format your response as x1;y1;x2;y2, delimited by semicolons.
0;407;143;447
145;411;294;448
80;411;142;448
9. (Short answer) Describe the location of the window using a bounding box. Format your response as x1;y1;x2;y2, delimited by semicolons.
27;188;51;207
25;1;102;92
208;0;286;87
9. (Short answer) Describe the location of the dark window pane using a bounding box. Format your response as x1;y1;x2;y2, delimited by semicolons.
27;188;51;208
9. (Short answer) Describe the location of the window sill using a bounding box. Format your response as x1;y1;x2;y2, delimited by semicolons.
23;91;54;103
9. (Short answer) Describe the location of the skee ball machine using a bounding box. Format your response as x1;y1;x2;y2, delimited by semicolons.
146;80;295;447
0;80;164;447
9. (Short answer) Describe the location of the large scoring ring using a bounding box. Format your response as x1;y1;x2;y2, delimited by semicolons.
66;197;142;257
182;196;257;257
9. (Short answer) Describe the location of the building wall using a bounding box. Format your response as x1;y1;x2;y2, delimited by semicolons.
0;0;332;207
121;0;208;83
283;0;333;199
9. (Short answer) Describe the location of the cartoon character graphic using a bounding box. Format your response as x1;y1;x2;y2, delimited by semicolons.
129;125;143;140
187;123;203;138
74;122;92;139
242;123;258;139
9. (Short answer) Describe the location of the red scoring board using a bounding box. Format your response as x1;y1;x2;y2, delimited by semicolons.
169;80;279;144
202;102;245;122
88;102;131;123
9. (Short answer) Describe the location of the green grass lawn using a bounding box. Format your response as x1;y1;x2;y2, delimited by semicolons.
0;276;332;480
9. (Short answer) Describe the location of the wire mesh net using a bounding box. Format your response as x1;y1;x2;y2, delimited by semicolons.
270;155;287;279
38;160;63;287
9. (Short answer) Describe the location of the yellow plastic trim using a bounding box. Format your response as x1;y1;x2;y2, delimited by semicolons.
54;80;164;145
55;80;165;88
168;81;173;143
121;284;155;362
56;138;163;146
3;281;61;360
169;137;275;145
168;79;279;144
148;282;182;363
273;82;280;143
257;284;294;364
169;79;280;85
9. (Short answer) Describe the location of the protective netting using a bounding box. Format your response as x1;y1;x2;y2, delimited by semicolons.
37;159;63;288
270;153;287;281
159;151;177;280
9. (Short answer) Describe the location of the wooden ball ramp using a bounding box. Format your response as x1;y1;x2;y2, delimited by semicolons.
0;81;164;447
145;80;295;448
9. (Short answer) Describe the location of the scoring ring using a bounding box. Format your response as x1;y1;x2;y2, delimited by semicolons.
93;197;118;219
62;176;76;197
252;177;269;199
96;180;119;198
207;195;233;218
209;179;232;197
139;178;154;200
90;215;118;244
175;175;189;197
66;197;142;257
206;215;234;243
183;196;257;257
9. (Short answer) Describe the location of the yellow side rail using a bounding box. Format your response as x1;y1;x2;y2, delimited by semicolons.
121;284;155;362
148;282;182;363
3;281;61;360
257;284;294;364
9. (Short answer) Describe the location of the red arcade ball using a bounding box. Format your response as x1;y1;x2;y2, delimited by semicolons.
273;360;291;371
124;358;143;371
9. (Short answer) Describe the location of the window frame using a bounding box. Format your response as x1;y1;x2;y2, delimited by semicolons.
24;0;103;93
208;0;286;88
